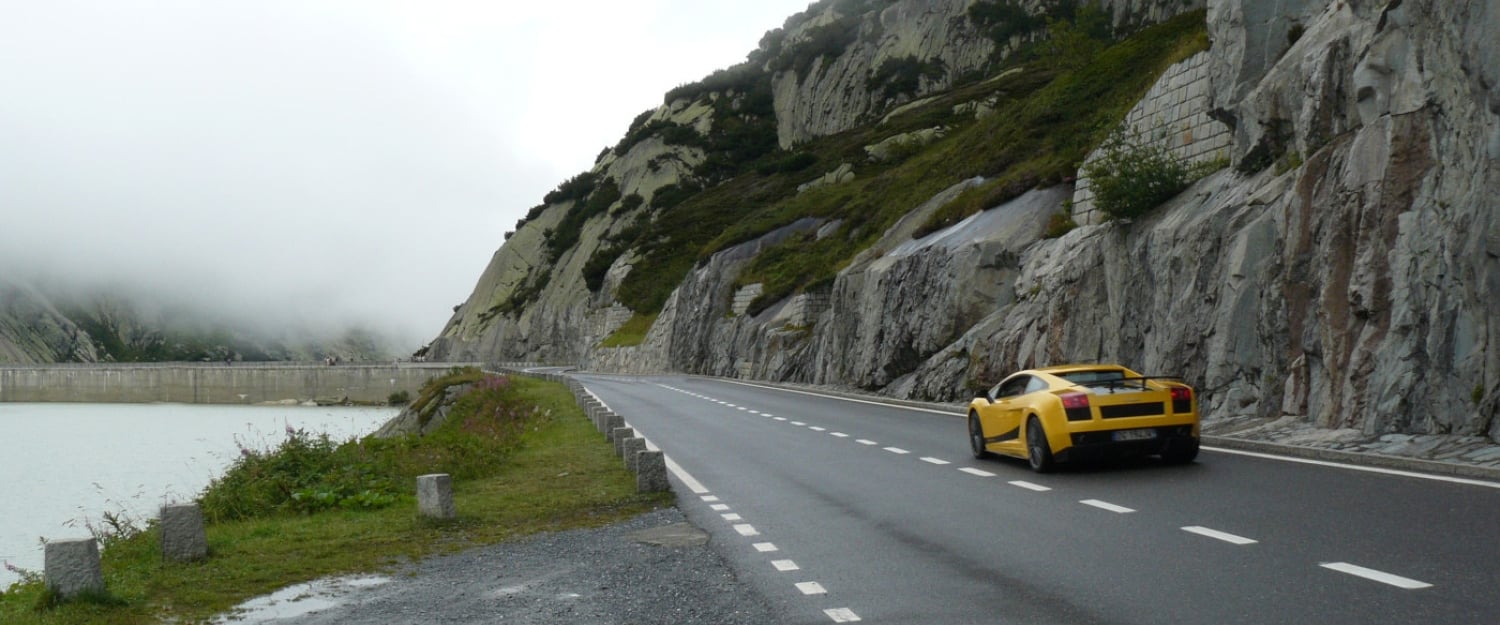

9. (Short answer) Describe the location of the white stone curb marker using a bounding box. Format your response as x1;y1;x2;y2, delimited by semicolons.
160;502;209;562
44;538;105;600
417;473;456;520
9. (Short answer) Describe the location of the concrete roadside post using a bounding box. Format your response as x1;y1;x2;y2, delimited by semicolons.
612;427;634;457
636;450;669;493
44;538;105;600
160;503;208;562
417;473;456;520
605;414;625;442
623;437;647;472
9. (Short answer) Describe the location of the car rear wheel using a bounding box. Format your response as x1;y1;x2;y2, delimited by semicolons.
1026;417;1055;473
968;411;991;459
1161;437;1200;465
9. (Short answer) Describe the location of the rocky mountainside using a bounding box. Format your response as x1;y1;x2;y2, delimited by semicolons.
427;0;1498;442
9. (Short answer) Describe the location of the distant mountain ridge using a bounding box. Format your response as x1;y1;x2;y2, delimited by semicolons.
0;275;395;364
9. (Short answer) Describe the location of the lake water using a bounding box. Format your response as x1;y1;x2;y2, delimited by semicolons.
0;403;395;588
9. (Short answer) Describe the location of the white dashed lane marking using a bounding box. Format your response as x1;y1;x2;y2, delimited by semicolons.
1080;499;1135;513
1182;526;1257;545
1321;562;1432;589
825;608;862;622
652;382;1448;611
796;581;828;595
650;386;872;621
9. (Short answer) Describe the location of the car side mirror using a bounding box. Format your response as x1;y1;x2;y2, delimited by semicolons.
974;390;993;404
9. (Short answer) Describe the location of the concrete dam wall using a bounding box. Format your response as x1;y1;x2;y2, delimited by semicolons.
0;363;483;404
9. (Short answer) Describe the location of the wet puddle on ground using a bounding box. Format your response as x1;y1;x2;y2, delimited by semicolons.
213;575;390;623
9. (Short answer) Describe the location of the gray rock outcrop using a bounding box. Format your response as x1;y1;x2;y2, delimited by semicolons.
429;0;1498;443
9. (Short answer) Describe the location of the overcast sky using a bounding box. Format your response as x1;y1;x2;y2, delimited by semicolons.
0;0;813;351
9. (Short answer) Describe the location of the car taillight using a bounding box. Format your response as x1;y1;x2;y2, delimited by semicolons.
1061;392;1091;421
1170;387;1192;414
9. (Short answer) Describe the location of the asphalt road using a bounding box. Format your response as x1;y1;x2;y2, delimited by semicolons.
577;373;1500;625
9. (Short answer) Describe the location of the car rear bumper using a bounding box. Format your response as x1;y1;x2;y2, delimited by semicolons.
1055;425;1198;462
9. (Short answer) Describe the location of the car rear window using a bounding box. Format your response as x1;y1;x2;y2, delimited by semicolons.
1057;370;1126;385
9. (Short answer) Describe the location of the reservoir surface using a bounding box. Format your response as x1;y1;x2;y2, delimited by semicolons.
0;402;395;588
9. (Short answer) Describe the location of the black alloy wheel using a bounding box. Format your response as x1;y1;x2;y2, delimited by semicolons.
1026;417;1055;473
969;412;990;459
1161;436;1200;465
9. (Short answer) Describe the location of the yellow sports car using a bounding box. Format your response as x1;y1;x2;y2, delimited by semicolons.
968;364;1199;472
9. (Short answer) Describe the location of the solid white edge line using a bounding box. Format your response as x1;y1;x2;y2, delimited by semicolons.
719;378;959;415
1181;526;1258;545
1080;499;1135;513
824;608;862;622
1205;446;1500;489
1009;480;1051;492
1321;562;1432;589
960;467;997;477
662;454;708;494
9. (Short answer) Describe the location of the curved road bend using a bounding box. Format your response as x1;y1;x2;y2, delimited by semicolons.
577;374;1500;625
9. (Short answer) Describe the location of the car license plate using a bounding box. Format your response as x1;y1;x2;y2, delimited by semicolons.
1112;428;1157;442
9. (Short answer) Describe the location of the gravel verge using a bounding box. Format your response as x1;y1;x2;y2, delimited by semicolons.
216;506;777;625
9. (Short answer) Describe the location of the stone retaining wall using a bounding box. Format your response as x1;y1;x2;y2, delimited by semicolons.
1071;51;1232;225
0;363;481;404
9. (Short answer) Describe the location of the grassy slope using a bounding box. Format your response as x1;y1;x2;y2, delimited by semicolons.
0;377;667;624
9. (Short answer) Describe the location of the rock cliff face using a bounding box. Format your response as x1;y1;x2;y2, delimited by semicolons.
0;277;100;363
429;0;1498;442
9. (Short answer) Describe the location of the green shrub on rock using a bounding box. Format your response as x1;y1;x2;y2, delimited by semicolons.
1081;130;1198;221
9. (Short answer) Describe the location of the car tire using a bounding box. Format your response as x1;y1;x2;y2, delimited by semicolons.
1161;437;1200;465
968;411;991;459
1026;417;1055;473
